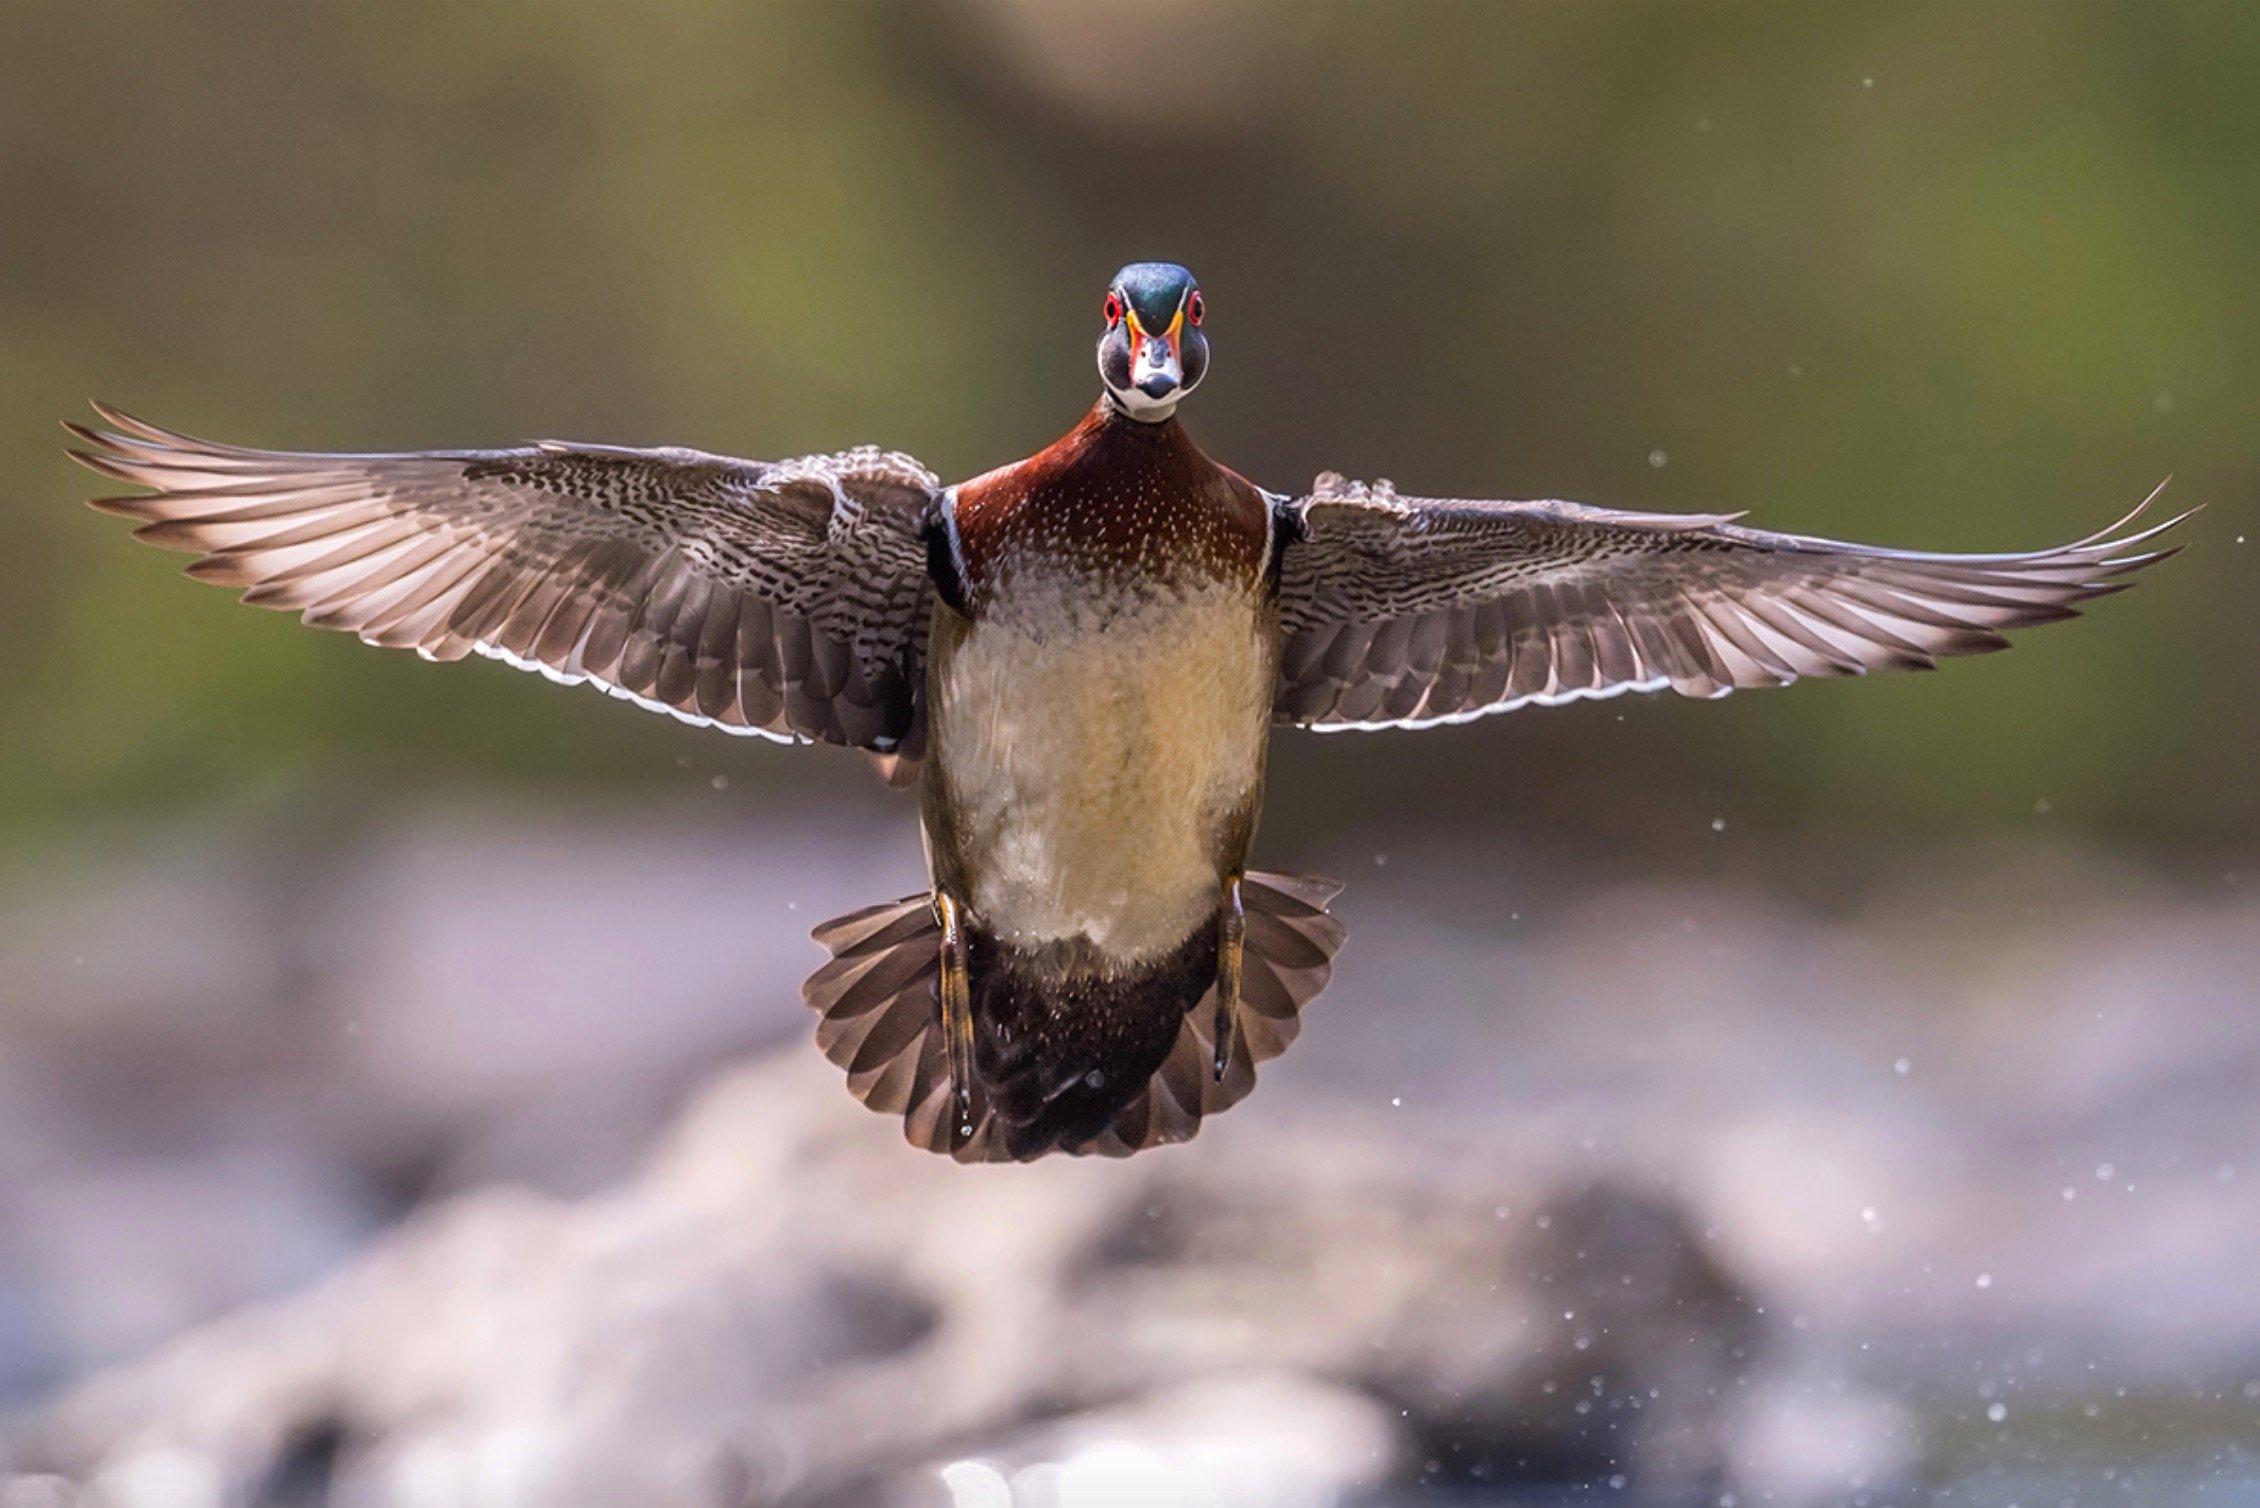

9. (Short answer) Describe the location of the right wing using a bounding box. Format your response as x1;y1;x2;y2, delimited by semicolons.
1272;473;2188;731
68;404;943;753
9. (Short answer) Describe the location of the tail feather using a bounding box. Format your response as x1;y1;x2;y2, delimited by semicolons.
1074;872;1346;1157
808;895;998;1153
800;870;1346;1162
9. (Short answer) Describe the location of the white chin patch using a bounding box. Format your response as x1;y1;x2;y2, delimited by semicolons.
1107;385;1184;423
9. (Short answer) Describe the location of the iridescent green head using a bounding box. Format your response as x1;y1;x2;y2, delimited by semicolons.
1097;262;1208;422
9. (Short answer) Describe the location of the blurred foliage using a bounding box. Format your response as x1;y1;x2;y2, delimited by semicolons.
0;0;2251;855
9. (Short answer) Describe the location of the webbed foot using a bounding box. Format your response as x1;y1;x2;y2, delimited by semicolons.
934;889;976;1119
1214;872;1245;1081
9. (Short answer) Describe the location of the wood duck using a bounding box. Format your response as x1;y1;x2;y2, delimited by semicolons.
71;260;2189;1162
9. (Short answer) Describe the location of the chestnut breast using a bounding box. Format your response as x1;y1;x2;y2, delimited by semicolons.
942;407;1272;612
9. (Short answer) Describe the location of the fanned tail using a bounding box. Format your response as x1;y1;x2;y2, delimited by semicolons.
800;871;1346;1163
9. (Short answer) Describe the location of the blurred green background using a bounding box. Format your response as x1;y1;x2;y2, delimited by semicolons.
1;0;2250;861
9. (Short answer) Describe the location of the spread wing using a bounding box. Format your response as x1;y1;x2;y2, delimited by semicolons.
68;404;943;753
1272;473;2189;731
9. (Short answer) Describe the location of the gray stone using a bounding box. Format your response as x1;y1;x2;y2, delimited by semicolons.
4;1051;1769;1506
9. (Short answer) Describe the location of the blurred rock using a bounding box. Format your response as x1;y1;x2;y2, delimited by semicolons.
878;1372;1403;1508
1724;1372;1922;1506
4;1050;1769;1506
0;802;922;1398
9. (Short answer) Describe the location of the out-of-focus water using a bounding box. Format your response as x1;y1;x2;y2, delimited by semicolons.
1405;1458;2260;1507
1921;1465;2260;1507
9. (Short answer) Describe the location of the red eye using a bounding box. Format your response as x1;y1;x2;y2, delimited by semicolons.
1104;292;1123;327
1187;291;1204;326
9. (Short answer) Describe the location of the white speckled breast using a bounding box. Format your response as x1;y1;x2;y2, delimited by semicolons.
928;575;1276;964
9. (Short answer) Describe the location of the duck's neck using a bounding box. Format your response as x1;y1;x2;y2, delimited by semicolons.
1054;401;1201;478
1098;388;1185;428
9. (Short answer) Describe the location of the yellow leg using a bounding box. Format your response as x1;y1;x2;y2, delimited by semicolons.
1214;873;1244;1082
934;890;975;1118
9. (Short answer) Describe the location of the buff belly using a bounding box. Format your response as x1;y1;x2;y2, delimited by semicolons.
924;579;1276;967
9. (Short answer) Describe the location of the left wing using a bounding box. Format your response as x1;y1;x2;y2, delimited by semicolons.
1272;473;2187;731
68;405;943;752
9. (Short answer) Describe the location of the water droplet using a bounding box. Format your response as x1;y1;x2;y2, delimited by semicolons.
1986;1401;2008;1423
1976;1272;1994;1289
1710;816;1727;832
1893;1057;1912;1076
1647;449;1669;468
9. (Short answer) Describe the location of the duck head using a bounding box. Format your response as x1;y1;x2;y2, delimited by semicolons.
1097;262;1208;423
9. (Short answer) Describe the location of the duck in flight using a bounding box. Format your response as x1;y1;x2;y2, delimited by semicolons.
70;261;2188;1162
